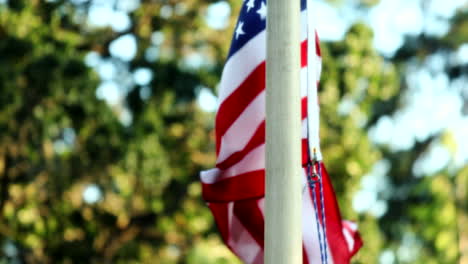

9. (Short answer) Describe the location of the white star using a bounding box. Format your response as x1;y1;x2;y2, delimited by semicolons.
246;0;255;12
257;2;267;20
235;21;245;39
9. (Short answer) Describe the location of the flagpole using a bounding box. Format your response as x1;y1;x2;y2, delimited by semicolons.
265;0;302;262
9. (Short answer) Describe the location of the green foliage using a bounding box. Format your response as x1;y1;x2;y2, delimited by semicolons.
374;7;468;264
0;0;230;263
0;0;466;264
319;23;399;263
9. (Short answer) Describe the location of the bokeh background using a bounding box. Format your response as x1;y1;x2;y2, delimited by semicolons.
0;0;467;263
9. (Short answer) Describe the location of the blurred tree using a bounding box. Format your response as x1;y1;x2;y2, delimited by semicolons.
0;0;124;262
369;4;468;264
0;0;239;263
0;0;466;264
319;23;399;263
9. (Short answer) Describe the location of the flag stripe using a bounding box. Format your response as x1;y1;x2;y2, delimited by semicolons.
217;91;265;164
320;164;353;264
202;169;264;202
216;62;265;155
220;10;310;106
302;96;308;119
217;121;265;170
209;202;230;244
301;40;308;67
219;141;265;179
201;0;362;263
234;200;265;248
218;116;309;174
227;202;264;264
218;37;309;155
218;31;266;104
227;7;308;59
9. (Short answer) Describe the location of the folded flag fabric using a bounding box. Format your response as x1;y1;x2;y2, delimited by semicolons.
200;0;363;263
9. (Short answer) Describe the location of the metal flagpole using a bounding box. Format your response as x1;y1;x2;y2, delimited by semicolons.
265;0;302;262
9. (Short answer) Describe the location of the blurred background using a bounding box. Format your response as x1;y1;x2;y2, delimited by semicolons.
0;0;467;263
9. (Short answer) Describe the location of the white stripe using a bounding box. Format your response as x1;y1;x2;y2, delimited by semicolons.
301;10;308;41
316;56;323;80
301;67;308;98
218;10;308;105
227;202;264;264
218;31;266;104
217;68;308;166
343;228;355;251
217;91;265;164
343;220;358;231
257;198;265;216
342;220;358;251
306;0;323;160
201;144;265;184
302;118;308;139
200;168;220;184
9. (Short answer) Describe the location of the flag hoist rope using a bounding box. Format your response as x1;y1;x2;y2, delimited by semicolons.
306;0;329;263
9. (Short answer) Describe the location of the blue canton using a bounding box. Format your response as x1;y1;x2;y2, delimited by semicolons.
227;0;307;59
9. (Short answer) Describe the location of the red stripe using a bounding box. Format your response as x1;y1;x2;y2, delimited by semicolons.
303;244;309;264
351;232;363;256
301;40;308;67
302;138;309;165
216;121;265;170
343;221;363;256
215;62;265;155
208;203;230;245
202;170;265;202
216;39;310;156
320;163;357;264
233;199;265;248
301;96;308;120
315;31;321;57
301;37;322;68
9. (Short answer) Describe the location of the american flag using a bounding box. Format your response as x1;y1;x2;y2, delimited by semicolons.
200;0;362;263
